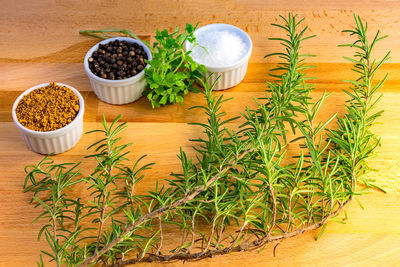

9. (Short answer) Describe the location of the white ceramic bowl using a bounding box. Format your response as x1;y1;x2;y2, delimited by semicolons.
12;82;84;155
185;24;252;91
84;37;152;105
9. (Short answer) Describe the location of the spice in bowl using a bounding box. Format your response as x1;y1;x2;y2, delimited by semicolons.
88;40;148;80
185;24;252;90
190;30;248;66
15;82;80;132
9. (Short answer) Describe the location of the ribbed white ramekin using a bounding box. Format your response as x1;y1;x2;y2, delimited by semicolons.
185;24;252;91
12;82;85;155
202;63;249;91
84;37;152;105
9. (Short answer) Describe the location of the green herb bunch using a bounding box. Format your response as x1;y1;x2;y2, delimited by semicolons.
143;24;206;108
24;117;154;266
26;13;388;266
23;159;86;266
80;24;206;108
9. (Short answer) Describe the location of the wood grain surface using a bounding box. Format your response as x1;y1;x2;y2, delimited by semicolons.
1;1;400;266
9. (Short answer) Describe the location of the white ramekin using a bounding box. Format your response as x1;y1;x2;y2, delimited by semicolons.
185;24;252;91
84;37;152;105
12;82;85;155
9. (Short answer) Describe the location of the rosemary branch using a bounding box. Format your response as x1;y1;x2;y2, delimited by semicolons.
24;13;388;266
113;199;351;265
79;148;252;265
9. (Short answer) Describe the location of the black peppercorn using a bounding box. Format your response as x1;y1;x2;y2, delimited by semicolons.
88;40;148;80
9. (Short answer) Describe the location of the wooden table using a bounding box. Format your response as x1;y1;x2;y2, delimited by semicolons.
1;1;400;266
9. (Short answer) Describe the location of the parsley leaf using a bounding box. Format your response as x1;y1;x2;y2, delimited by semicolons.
143;23;206;108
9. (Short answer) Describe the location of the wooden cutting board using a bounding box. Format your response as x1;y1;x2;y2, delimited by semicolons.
1;1;400;266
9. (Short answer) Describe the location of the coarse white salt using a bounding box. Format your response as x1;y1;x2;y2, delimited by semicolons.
190;30;247;66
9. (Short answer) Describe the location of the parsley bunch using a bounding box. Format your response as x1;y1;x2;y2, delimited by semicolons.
144;24;206;108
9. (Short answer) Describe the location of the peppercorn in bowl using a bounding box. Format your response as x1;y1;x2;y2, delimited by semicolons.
84;37;152;105
12;82;85;154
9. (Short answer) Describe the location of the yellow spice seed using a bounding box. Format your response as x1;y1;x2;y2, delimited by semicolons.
16;83;80;132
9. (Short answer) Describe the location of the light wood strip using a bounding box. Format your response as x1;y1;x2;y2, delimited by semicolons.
1;63;399;92
1;1;399;63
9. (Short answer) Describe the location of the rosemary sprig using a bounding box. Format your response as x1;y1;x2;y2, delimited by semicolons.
79;28;142;44
25;13;388;266
329;14;390;193
23;158;87;266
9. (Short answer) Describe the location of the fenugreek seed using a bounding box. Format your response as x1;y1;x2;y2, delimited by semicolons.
16;82;79;132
